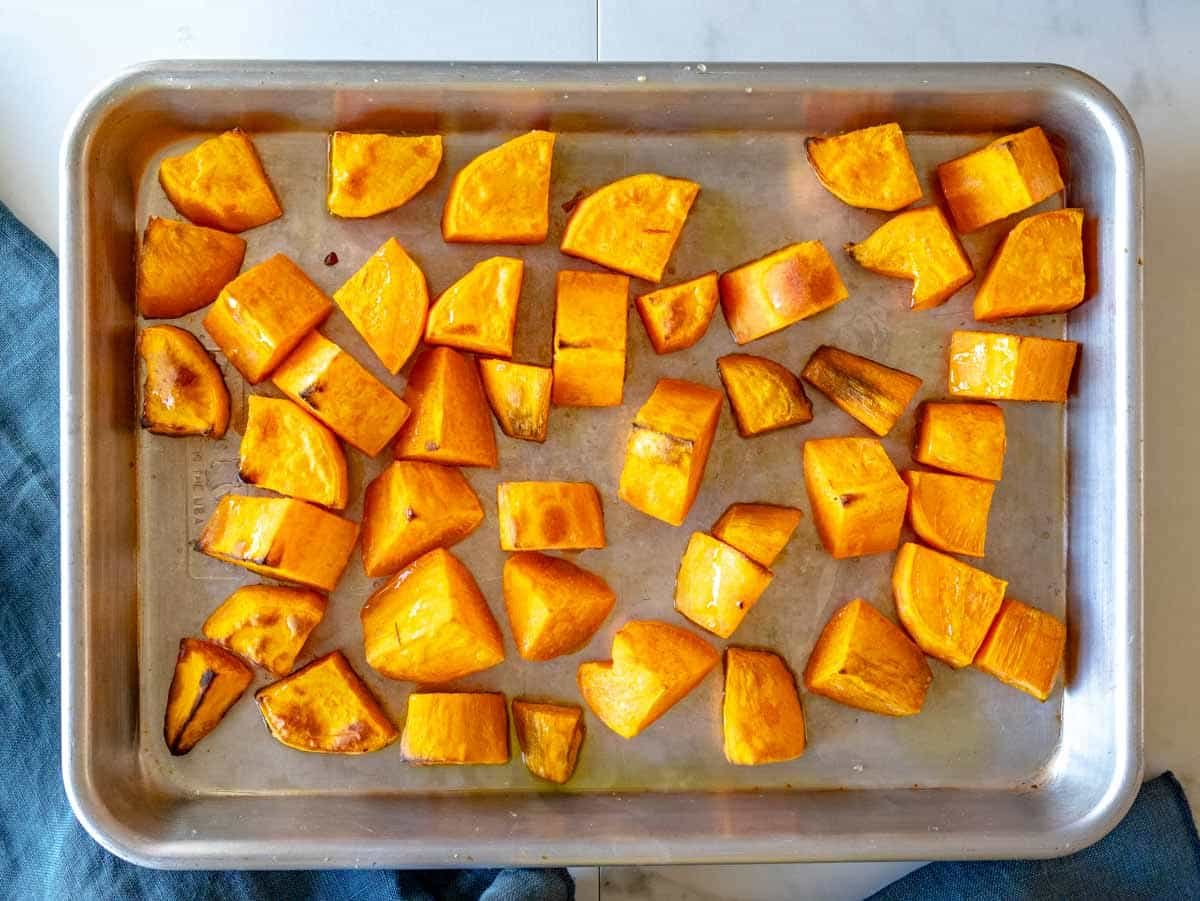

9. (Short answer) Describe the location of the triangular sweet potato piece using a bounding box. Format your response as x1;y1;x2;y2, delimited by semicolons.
478;359;552;442
327;132;442;218
442;131;555;243
238;395;348;509
973;209;1085;321
333;238;429;374
136;217;246;318
846;206;973;310
806;123;922;211
159;129;282;232
393;347;498;467
137;324;230;438
163;638;253;755
635;271;719;354
425;257;523;357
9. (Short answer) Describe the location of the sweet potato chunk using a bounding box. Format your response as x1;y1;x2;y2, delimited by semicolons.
892;542;1008;668
163;638;253;755
635;271;720;353
846;206;973;310
711;503;802;568
901;470;994;558
973;209;1086;321
497;481;605;551
723;647;807;765
937;126;1064;233
203;253;333;384
504;552;617;661
401;692;509;764
719;241;848;344
806;123;922;211
974;599;1066;701
202;584;327;676
717;353;813;437
136;217;246;318
801;345;922;437
913;401;1006;481
618;378;724;526
674;532;773;639
197;494;359;591
159;129;282;232
239;396;348;509
137;325;230;438
948;330;1079;402
332;238;429;374
551;270;629;407
394;347;498;467
327;132;442;218
425;256;523;357
442;130;555;243
803;599;932;716
512;700;585;784
560;173;700;282
255;650;398;754
578;620;719;739
478;359;552;442
803;437;907;559
360;548;504;683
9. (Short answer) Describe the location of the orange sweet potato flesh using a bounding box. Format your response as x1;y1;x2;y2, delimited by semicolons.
560;173;700;282
914;401;1006;481
719;241;849;344
159;129;282;232
394;347;498;467
948;330;1079;402
425;256;523;357
442;130;555;244
974;598;1066;701
892;542;1008;668
717;353;813;437
203;253;333;384
360;548;504;683
512;700;585;784
478;359;552;442
636;272;719;354
804;437;907;559
805;123;923;212
327;132;442;218
723;647;806;765
801;345;922;437
577;620;719;739
202;584;327;677
711;503;802;568
239;396;348;509
497;481;606;551
552;270;629;407
255;650;398;753
163;638;253;755
136;217;246;318
974;209;1086;321
674;532;773;639
401;692;509;764
137;325;230;438
901;470;994;557
333;238;429;374
803;599;932;716
504;551;617;661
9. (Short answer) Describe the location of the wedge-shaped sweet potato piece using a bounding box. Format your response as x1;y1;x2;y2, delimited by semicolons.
239;396;348;509
914;401;1006;481
892;542;1008;668
803;599;932;716
512;700;585;784
327;132;443;218
803;437;907;559
255;650;398;753
333;238;429;374
425;256;523;357
719;241;849;344
394;346;498;467
497;481;605;551
552;270;629;407
801;345;922;437
401;692;509;764
361;461;483;578
805;123;923;212
504;552;617;661
478;359;552;442
203;253;333;384
360;548;504;683
635;271;719;354
159;129;282;232
974;598;1066;701
901;470;994;558
618;378;724;526
723;647;807;765
711;503;803;568
163;638;253;755
974;209;1086;321
717;353;813;437
202;584;327;676
197;494;359;591
442;130;555;243
846;206;973;310
136;217;246;318
578;620;719;739
948;330;1079;402
937;126;1064;233
674;532;773;639
137;325;230;438
561;173;700;282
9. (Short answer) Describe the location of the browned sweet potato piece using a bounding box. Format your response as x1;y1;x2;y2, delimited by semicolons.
394;347;498;467
327;132;442;218
635;272;720;353
478;359;552;442
711;503;802;568
948;330;1079;402
442;131;555;244
137;324;230;438
801;345;922;437
803;437;907;559
805;123;923;211
552;270;629;407
674;532;773;639
136;217;246;318
238;395;348;509
333;238;429;374
425;257;524;357
717;353;813;437
202;584;327;676
164;638;253;755
497;481;605;551
913;401;1006;481
973;209;1086;321
512;700;585;783
846;206;973;310
974;599;1067;701
503;552;616;660
401;692;509;764
723;647;807;765
159;129;282;232
901;470;994;557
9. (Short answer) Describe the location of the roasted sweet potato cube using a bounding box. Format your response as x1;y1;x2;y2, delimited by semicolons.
202;584;327;676
504;552;617;660
401;692;509;764
805;123;923;211
717;353;813;437
442;130;555;243
197;494;359;591
937;126;1064;233
551;270;629;407
497;481;605;551
361;461;484;578
333;238;429;374
723;647;807;765
136;217;246;318
635;271;720;354
577;620;719;739
803;437;907;559
255;650;398;753
948;330;1079;402
803;599;932;716
203;253;333;384
425;256;523;357
163;638;253;755
360;548;504;683
239;396;348;509
711;503;803;568
892;542;1008;668
674;532;773;639
974;599;1066;701
512;700;585;784
478;359;552;442
974;209;1086;321
327;131;443;218
801;345;922;437
914;401;1006;481
901;470;994;558
719;241;849;344
158;129;282;232
394;347;498;467
560;173;700;282
137;325;230;438
846;206;973;310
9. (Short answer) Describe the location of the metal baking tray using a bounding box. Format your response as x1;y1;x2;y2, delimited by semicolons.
60;62;1143;868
